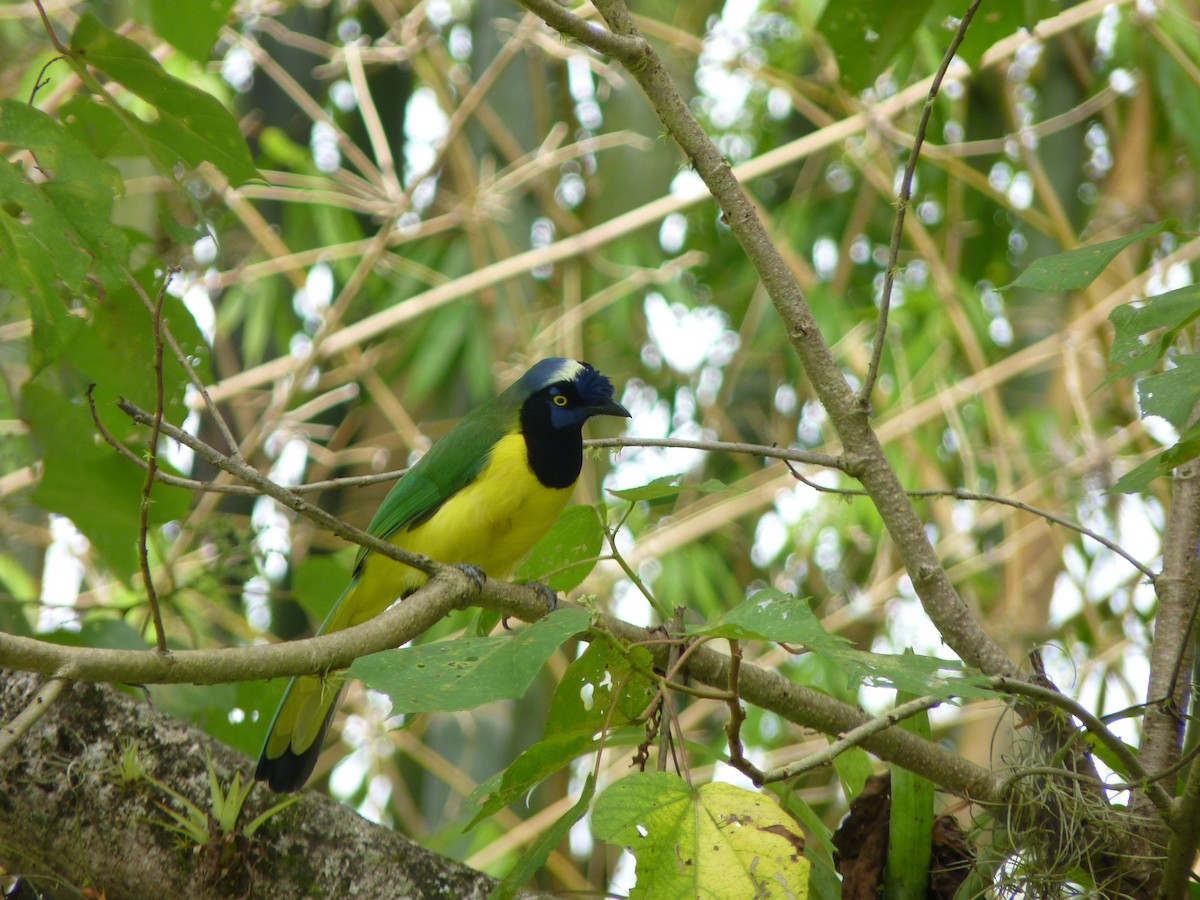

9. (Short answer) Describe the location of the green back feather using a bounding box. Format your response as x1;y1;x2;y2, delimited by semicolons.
353;392;522;573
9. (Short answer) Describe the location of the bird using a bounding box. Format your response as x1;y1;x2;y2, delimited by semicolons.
255;358;630;792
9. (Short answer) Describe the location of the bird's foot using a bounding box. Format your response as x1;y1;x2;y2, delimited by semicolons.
454;564;487;594
500;581;559;630
528;581;559;615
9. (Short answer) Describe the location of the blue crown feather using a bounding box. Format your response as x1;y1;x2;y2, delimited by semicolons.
518;358;615;406
573;362;615;407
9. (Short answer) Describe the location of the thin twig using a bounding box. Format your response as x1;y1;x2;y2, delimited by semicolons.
656;608;684;774
116;398;436;575
30;0;68;54
85;403;409;494
766;694;946;784
139;271;176;653
860;0;984;406
663;673;691;784
782;459;1155;581
604;507;671;621
586;436;846;472
122;268;240;457
88;383;406;494
724;639;767;783
28;55;61;105
0;676;68;757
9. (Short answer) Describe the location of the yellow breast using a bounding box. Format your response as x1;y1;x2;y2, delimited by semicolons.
339;432;573;628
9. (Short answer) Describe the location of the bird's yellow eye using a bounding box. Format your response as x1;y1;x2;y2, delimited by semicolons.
553;394;569;407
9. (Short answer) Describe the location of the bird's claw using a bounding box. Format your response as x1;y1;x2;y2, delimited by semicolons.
454;564;487;593
528;581;559;615
500;582;558;630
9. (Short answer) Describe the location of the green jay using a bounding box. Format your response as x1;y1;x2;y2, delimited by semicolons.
255;358;630;792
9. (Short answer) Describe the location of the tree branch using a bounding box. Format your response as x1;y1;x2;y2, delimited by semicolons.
477;585;1006;805
0;571;484;685
542;0;1019;681
508;7;1162;885
1150;458;1200;898
0;670;537;900
0;675;68;757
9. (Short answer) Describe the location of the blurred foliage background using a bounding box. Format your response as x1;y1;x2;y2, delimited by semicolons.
2;0;1198;893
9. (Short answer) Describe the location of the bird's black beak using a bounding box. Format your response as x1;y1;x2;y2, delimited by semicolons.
588;399;632;419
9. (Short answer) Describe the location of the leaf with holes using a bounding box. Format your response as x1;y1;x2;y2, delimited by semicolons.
1137;355;1200;429
1105;286;1200;385
349;606;590;713
687;590;994;700
1112;420;1200;494
592;772;810;899
608;474;735;503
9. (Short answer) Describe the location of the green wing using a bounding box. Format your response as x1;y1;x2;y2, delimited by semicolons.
352;405;514;573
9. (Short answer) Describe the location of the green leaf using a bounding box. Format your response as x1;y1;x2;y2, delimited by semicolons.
1137;355;1200;429
687;591;993;700
68;279;207;437
465;731;604;832
844;649;993;699
816;0;936;93
464;639;656;829
1105;286;1200;384
885;687;934;899
1006;223;1171;292
0;100;127;280
243;794;301;838
1150;22;1200;175
21;381;192;578
259;125;314;170
0;556;36;636
349;606;591;714
488;775;596;900
546;640;657;738
1112;420;1200;493
608;474;734;503
136;0;237;62
1081;731;1133;780
70;14;259;186
833;745;875;803
59;94;151;161
592;773;811;899
779;791;838;861
0;100;130;370
683;590;852;652
515;505;604;592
